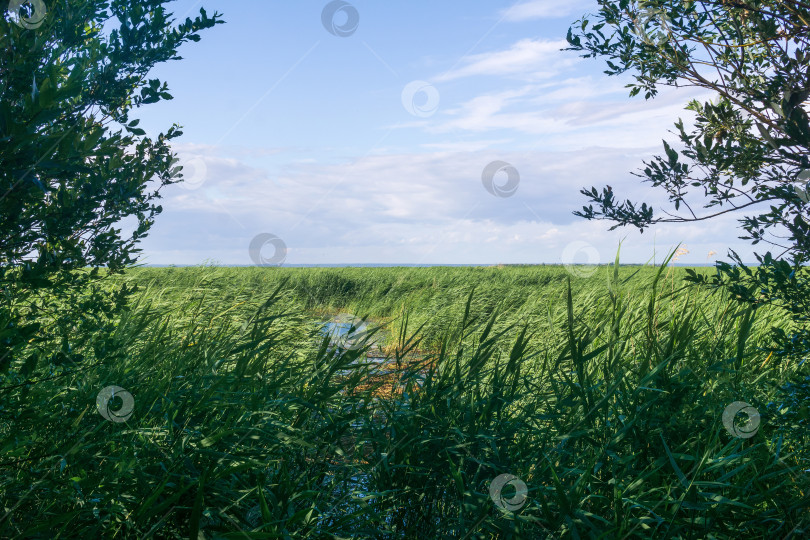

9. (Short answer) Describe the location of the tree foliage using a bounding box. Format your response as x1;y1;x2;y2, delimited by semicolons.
568;0;810;355
0;1;222;378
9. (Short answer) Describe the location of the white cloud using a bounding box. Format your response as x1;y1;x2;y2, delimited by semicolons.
427;77;711;151
436;39;576;82
139;144;759;266
171;142;287;158
501;0;588;22
420;139;515;152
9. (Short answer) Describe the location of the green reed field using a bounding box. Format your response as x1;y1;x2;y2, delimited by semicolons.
2;261;809;538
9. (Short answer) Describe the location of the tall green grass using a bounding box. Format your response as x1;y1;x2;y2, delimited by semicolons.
0;262;807;538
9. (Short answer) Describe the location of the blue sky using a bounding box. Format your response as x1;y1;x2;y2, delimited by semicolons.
132;0;756;267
